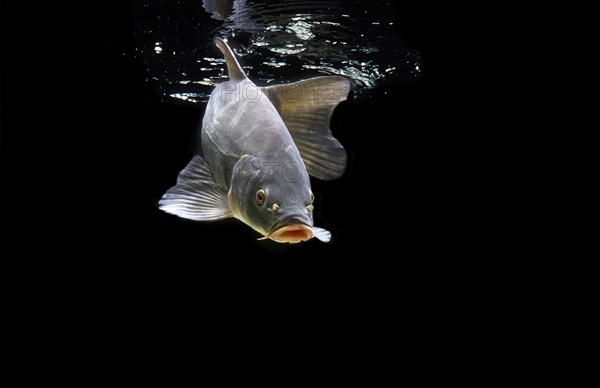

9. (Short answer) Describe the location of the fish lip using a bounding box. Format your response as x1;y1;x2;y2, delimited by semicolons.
267;224;315;244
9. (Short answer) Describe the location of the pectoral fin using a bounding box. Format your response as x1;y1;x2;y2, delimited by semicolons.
159;155;232;221
313;227;332;243
262;76;351;180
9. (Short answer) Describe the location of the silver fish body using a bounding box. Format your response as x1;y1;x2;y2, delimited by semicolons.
160;38;350;243
202;78;305;190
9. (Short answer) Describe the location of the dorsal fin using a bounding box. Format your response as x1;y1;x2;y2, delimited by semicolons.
214;37;247;81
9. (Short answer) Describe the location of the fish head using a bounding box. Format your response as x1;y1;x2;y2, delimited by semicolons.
229;154;319;243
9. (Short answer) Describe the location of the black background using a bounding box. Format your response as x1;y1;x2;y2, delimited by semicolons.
0;1;541;385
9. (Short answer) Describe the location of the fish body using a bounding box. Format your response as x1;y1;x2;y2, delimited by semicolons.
160;38;350;243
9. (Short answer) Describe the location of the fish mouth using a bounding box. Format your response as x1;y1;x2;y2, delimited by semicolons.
267;224;315;244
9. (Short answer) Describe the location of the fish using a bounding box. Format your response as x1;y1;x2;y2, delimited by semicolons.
159;37;350;243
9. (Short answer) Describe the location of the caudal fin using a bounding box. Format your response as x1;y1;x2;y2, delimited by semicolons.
262;76;351;180
214;37;247;81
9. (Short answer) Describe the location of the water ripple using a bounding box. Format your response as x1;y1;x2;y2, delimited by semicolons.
135;0;421;104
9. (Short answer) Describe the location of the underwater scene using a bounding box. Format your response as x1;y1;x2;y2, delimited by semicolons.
1;2;500;384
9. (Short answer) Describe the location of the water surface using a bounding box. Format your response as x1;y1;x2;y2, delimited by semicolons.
134;0;421;103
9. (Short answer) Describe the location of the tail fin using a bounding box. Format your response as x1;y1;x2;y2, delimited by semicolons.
214;37;247;81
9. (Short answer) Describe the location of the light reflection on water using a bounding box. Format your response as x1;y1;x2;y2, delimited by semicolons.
136;0;421;103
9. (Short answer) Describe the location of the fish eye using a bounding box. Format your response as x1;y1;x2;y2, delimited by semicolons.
310;191;314;203
256;189;266;205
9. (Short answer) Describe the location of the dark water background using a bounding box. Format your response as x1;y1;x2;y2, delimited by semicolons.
135;0;422;103
0;1;550;384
